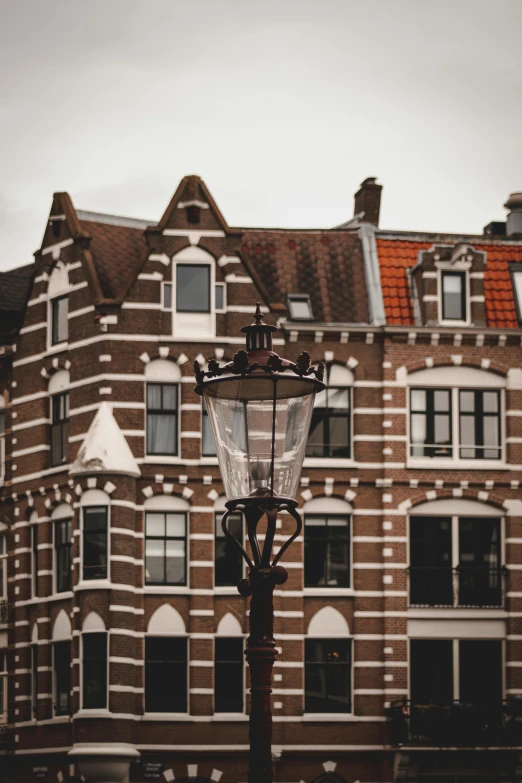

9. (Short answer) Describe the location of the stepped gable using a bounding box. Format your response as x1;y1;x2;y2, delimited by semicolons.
241;230;369;323
0;263;34;340
377;235;522;327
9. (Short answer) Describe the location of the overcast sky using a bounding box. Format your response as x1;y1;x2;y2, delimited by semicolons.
1;0;521;271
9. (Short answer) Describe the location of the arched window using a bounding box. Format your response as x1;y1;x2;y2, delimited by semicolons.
52;610;72;716
145;605;187;714
80;490;110;582
214;495;243;588
48;263;69;346
144;495;188;586
52;503;73;593
145;360;181;457
409;497;504;609
49;370;70;467
408;365;503;464
29;510;38;598
171;246;217;339
215;612;244;714
31;624;38;719
303;497;352;589
81;612;107;710
306;364;353;459
305;607;352;715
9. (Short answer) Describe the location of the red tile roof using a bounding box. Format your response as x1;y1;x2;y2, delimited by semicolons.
377;237;522;328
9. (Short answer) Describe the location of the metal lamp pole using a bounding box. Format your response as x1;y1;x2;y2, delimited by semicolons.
195;305;324;783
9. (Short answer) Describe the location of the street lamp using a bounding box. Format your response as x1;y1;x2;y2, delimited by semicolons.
195;304;324;783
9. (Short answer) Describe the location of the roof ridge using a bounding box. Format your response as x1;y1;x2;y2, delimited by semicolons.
77;210;155;230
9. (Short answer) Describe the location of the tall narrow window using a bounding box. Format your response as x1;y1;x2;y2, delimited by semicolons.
145;637;187;713
459;390;501;460
55;519;72;593
410;389;452;457
82;633;107;709
305;639;352;713
215;513;243;587
145;512;186;585
409;516;452;606
146;383;178;456
306;366;351;458
51;295;68;344
31;525;38;598
176;264;210;313
0;651;6;723
51;392;69;466
31;644;38;719
441;271;466;321
0;534;6;607
202;398;216;457
511;267;522;324
410;639;453;706
305;515;350;588
0;409;4;483
53;640;71;716
82;507;108;581
162;282;173;310
215;637;244;713
215;283;226;312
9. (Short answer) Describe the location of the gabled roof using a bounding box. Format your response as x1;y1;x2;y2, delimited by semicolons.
241;230;370;323
377;234;522;328
0;263;34;340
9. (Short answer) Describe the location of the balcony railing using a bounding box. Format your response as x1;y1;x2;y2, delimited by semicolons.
388;699;522;746
408;566;506;608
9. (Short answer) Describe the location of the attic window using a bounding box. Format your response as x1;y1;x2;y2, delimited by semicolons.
287;294;313;320
510;267;522;324
186;206;200;224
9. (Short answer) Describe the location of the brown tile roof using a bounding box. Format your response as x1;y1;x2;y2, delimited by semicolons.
377;236;522;328
241;231;370;324
0;263;34;339
79;220;148;300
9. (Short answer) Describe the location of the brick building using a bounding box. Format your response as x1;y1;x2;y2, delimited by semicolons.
1;176;522;783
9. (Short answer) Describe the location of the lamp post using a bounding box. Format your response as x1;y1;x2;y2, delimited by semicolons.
195;305;324;783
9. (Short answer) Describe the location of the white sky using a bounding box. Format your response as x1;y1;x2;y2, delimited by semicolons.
1;0;521;271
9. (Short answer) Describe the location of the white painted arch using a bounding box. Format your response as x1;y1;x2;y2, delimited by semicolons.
144;495;190;512
82;611;106;632
410;498;502;517
52;609;72;641
31;623;38;643
326;364;353;386
145;359;181;382
216;612;243;636
406;365;505;388
48;370;70;395
303;496;352;514
307;606;350;637
51;503;74;520
147;604;186;635
48;262;69;297
79;489;110;507
173;245;214;263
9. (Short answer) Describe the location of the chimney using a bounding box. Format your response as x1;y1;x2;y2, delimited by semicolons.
354;177;382;226
504;192;522;236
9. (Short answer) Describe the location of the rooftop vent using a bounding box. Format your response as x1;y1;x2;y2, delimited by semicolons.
505;192;522;236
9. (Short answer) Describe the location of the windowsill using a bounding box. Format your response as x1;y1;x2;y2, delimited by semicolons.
212;713;248;721
440;320;471;328
52;591;74;600
407;607;507;619
143;585;189;594
214;586;240;594
74;709;111;718
138;456;219;466
142;712;191;721
303;588;354;596
75;580;111;591
407;457;506;471
46;343;69;355
303;458;355;468
302;713;355;721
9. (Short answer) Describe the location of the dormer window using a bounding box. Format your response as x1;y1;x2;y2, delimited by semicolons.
287;294;313;320
176;264;210;313
51;295;68;344
510;267;522;324
441;271;466;322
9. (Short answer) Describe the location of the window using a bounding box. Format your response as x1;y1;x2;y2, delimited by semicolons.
409;386;501;462
215;637;244;713
55;519;72;593
511;267;522;324
162;282;173;310
306;365;352;459
176;264;210;313
145;512;186;585
305;639;352;713
145;637;187;713
441;271;466;321
31;524;38;598
51;392;69;466
287;294;313;320
31;644;38;718
305;515;350;588
215;283;226;312
0;409;4;483
409;513;502;607
0;651;6;723
215;512;243;587
53;640;71;716
460;390;500;459
51;295;68;344
146;383;178;456
0;534;6;603
82;632;107;709
202;398;216;457
82;507;108;581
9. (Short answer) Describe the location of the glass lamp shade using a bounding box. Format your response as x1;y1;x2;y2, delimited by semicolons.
203;375;317;501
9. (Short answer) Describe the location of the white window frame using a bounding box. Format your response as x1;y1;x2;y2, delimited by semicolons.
172;246;216;339
437;261;471;327
0;528;6;602
287;293;313;321
0;649;6;724
0;402;5;485
213;632;246;717
407;366;505;469
213;498;246;591
302;496;354;596
304;363;354;466
145;360;181;460
51;503;74;596
214;282;226;314
304;607;353;719
80;612;109;715
144;604;189;719
161;281;173;311
79;491;110;587
510;266;522;325
47;262;70;350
